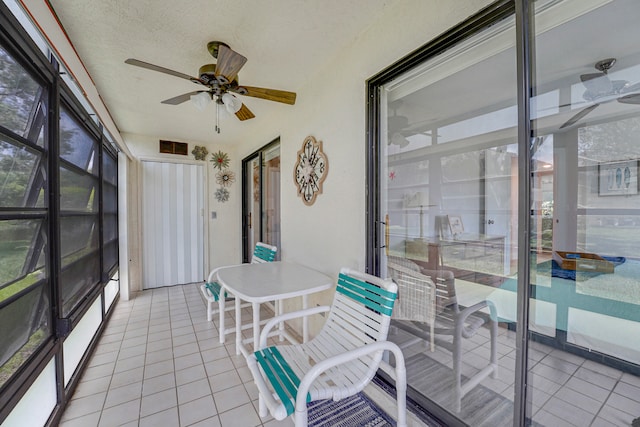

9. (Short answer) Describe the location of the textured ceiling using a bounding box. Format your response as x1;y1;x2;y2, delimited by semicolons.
48;0;393;145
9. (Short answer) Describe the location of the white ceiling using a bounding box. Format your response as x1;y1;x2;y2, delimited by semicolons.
48;0;394;145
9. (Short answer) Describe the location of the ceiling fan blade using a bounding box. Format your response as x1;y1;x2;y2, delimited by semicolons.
235;104;255;121
581;73;612;96
560;103;599;129
237;86;297;105
580;72;605;83
621;81;640;94
161;91;205;105
618;93;640;104
125;59;203;85
214;45;247;84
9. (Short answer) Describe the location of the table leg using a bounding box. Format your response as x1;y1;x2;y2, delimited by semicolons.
277;299;284;342
253;302;261;352
302;294;308;343
235;297;242;356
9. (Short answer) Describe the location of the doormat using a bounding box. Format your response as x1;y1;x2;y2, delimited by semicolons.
307;392;396;427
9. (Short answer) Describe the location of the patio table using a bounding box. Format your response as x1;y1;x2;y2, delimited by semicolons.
215;261;333;356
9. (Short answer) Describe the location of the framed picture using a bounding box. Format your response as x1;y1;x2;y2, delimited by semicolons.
448;215;464;236
598;160;639;196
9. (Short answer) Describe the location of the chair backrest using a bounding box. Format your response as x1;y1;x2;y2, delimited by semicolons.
386;255;457;313
251;242;278;264
326;268;398;346
387;262;436;324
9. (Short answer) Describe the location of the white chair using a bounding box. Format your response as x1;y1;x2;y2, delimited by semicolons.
246;268;407;427
200;242;277;331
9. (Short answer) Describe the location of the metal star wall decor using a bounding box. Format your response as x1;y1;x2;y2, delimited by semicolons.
215;187;230;203
216;169;235;187
211;150;230;170
192;145;209;160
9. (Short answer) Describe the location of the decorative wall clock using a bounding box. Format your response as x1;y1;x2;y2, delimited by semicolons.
294;135;328;206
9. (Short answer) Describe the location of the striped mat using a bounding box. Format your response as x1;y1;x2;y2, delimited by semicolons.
307;393;395;427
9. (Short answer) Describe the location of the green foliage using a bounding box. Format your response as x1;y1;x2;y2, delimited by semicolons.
0;328;45;388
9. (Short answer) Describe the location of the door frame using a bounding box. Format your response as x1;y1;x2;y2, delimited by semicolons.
241;137;280;262
136;156;209;288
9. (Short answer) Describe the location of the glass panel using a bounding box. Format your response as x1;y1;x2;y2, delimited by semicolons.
380;14;518;424
103;183;117;213
245;156;260;260
262;143;280;255
103;240;118;274
103;151;117;186
60;166;98;212
0;44;46;140
0;219;45;288
0;136;45;208
59;107;98;175
61;253;99;316
60;215;98;267
0;284;50;389
103;213;117;244
529;1;640;425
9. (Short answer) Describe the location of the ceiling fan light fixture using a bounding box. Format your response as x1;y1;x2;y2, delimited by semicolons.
222;92;242;114
391;132;410;148
190;91;211;111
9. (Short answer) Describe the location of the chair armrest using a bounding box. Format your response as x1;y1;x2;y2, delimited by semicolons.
295;341;406;411
457;299;498;338
258;305;331;349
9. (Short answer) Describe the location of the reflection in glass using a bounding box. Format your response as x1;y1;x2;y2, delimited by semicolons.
103;151;117;185
0;284;50;389
59;107;98;174
262;144;281;254
528;1;640;425
0;137;44;207
60;215;98;267
0;44;45;139
0;219;45;287
380;14;518;426
60;253;99;316
60;166;98;212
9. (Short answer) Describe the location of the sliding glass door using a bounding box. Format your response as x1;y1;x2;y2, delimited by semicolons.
527;1;640;425
372;8;519;426
368;1;640;425
242;138;281;262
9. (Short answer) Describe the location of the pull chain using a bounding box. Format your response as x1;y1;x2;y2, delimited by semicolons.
215;101;220;133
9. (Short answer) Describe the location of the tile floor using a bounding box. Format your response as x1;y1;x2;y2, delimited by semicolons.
59;283;422;427
390;320;640;427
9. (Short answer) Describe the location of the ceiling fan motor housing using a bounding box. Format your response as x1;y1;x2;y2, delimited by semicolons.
199;64;217;84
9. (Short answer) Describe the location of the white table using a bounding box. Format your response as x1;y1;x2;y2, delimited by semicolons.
216;261;333;356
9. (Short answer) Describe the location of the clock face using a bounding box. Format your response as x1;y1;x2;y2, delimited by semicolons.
294;136;328;206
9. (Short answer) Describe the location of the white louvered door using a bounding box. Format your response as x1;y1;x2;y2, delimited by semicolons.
141;161;204;288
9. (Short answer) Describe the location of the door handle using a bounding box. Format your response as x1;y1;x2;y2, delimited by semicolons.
248;212;252;228
385;214;390;256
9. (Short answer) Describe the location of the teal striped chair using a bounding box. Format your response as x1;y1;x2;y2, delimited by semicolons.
246;268;407;427
200;242;277;324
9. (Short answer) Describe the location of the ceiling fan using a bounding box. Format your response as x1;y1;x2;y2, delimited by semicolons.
560;57;640;129
125;41;296;133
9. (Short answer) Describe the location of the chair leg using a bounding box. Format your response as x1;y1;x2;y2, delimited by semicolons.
258;394;268;418
207;301;213;322
219;297;225;344
453;335;462;413
294;407;308;427
490;318;499;379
